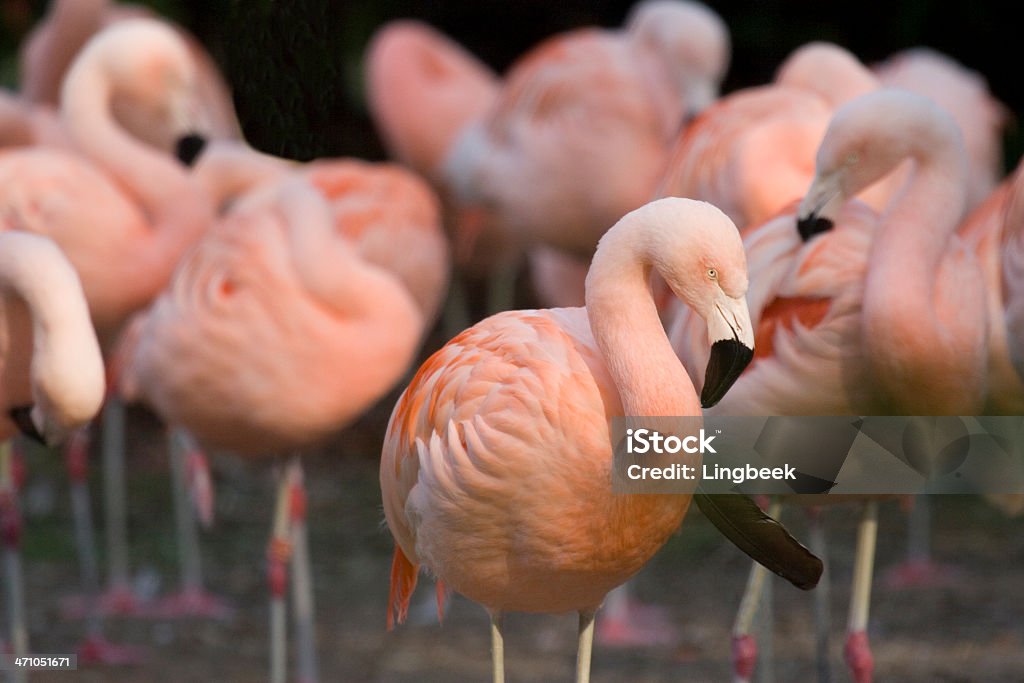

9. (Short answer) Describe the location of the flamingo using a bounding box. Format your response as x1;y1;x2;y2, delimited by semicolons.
121;174;442;683
442;0;728;280
0;231;105;666
19;0;241;144
669;89;987;682
380;197;761;683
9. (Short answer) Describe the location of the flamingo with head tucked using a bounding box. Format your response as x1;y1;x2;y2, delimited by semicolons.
121;171;443;683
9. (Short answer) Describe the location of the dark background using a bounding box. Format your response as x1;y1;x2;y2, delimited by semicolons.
2;0;1021;167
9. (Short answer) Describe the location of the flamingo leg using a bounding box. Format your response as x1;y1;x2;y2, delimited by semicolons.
576;609;596;683
807;508;832;683
287;459;319;683
1;441;28;683
152;430;231;619
845;501;877;683
731;500;781;683
64;430;146;665
489;610;505;683
268;465;292;683
100;396;137;613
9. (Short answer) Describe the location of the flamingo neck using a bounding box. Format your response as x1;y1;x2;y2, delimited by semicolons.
862;143;975;412
585;220;701;418
61;60;213;329
0;236;100;404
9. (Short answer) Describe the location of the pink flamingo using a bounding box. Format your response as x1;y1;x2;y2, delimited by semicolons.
442;0;728;278
19;0;241;143
669;89;987;683
0;231;105;666
381;198;760;683
122;172;443;683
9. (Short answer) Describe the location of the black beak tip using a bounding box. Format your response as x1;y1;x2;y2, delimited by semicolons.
701;339;754;408
8;406;45;445
175;133;207;167
796;214;834;242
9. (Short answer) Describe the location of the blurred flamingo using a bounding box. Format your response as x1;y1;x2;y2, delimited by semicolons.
442;0;728;284
0;231;105;667
381;197;756;683
19;0;241;144
121;172;444;683
669;89;987;683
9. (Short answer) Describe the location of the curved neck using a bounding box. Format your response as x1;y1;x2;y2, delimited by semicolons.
61;58;213;325
0;237;97;393
585;222;701;417
862;142;974;411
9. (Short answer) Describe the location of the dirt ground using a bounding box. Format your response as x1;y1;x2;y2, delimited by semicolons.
9;393;1024;683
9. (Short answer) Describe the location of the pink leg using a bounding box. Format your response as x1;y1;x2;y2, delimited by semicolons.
268;465;293;683
287;460;319;683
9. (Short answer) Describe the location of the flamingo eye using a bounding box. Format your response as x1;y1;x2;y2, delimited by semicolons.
846;152;860;165
707;268;718;280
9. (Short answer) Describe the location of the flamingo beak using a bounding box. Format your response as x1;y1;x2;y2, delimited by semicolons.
175;133;207;167
701;293;754;408
796;172;842;241
8;406;45;446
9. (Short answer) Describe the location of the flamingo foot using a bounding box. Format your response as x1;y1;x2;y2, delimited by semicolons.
731;633;756;682
595;599;679;648
76;635;147;666
881;558;963;589
844;630;873;683
60;585;148;619
146;588;234;620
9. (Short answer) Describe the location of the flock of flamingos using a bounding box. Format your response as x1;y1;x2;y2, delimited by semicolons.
0;0;1022;681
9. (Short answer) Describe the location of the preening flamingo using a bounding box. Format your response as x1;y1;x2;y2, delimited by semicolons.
669;89;987;683
442;0;728;275
381;198;763;683
0;231;105;666
122;175;440;683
